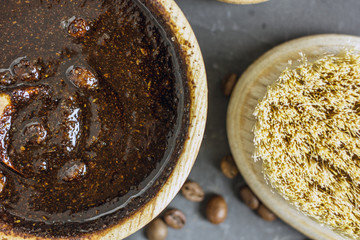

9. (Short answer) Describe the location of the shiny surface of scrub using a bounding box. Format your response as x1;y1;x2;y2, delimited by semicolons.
0;0;189;237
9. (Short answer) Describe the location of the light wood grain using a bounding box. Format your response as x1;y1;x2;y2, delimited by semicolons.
217;0;268;5
227;34;360;240
0;0;207;239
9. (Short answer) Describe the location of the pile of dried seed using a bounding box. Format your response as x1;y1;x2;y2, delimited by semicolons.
254;52;360;238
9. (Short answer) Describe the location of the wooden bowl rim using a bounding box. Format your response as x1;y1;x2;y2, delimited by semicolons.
227;34;360;240
217;0;268;5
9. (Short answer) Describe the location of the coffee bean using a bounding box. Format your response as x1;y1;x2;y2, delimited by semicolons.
220;155;239;179
163;208;186;229
181;180;204;202
222;73;238;97
257;204;277;221
146;218;168;240
239;186;260;210
206;195;227;224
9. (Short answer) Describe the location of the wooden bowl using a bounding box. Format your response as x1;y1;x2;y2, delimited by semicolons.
227;34;360;240
217;0;268;5
1;0;207;239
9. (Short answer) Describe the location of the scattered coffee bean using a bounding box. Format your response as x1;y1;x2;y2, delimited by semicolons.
220;155;239;179
181;180;205;202
222;73;238;97
257;204;277;222
206;195;228;224
146;218;168;240
239;186;260;210
163;208;186;229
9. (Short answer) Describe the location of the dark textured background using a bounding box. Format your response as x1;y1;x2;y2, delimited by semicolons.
126;0;360;239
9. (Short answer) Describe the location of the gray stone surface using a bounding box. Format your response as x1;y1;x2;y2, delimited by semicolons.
126;0;360;239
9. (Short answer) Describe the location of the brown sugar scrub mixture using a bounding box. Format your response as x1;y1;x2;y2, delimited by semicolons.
254;53;360;238
0;0;190;238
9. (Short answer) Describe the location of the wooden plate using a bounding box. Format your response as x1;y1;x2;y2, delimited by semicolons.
227;34;360;240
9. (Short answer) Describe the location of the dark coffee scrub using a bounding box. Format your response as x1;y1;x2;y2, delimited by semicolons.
0;0;189;237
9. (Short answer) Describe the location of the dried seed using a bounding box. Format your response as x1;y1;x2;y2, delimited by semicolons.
254;53;360;236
